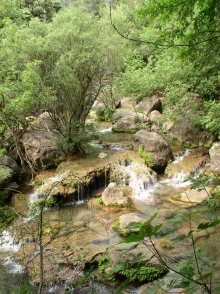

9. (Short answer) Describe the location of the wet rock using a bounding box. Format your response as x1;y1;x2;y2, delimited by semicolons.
102;182;129;206
180;187;211;203
136;96;162;114
98;152;107;159
132;130;173;171
118;213;146;234
209;142;220;175
21;130;65;169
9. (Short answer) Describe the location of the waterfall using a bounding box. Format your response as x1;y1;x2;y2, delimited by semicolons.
118;161;158;200
173;149;191;164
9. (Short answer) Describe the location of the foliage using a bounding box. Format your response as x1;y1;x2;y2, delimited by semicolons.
138;145;154;167
98;252;115;282
97;197;103;206
0;206;16;227
118;265;164;283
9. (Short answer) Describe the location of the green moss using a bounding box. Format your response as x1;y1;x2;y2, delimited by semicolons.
171;194;181;201
158;239;174;250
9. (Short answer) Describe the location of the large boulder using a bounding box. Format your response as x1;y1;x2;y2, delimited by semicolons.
112;117;139;133
132;130;173;171
22;130;64;169
112;109;150;124
169;117;210;147
33;112;57;132
0;155;20;190
0;155;20;176
101;182;129;206
136;96;162;114
209;142;220;175
150;110;163;124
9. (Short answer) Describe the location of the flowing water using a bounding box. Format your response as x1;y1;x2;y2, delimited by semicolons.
0;129;218;293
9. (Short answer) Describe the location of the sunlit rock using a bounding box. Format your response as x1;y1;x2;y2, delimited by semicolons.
209;142;220;175
102;182;129;206
132;130;173;171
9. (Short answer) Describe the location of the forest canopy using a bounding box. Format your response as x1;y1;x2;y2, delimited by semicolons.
0;0;219;167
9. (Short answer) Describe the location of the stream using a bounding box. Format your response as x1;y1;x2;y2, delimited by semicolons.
0;127;219;294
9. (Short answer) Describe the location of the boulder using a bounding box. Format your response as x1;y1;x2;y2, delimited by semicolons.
119;213;146;234
0;165;13;187
101;182;129;206
169;117;210;147
150;110;163;124
136;96;162;114
33;112;57;132
112;109;150;124
22;130;65;169
112;117;139;133
132;130;173;171
180;187;211;203
209;142;220;175
0;155;20;176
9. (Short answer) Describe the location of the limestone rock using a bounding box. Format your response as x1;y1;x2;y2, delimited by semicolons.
132;130;173;171
119;213;146;234
136;96;162;114
150;110;163;124
0;155;20;176
209;142;220;175
169;117;210;147
112;117;139;133
112;109;150;124
102;182;129;206
98;152;107;159
33;112;57;132
0;165;13;187
180;187;211;203
22;130;64;169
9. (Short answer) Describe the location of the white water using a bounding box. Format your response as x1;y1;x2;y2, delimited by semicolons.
172;149;191;164
2;256;23;274
99;128;112;133
118;161;158;200
0;230;21;253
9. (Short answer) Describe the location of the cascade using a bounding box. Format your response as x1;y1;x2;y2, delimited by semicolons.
117;161;158;200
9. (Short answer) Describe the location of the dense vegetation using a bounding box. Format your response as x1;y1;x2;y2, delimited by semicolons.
0;0;219;168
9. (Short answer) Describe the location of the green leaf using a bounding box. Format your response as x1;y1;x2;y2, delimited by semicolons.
121;233;144;243
114;278;129;294
197;272;213;281
171;234;187;242
214;286;220;293
159;228;179;237
109;262;126;274
197;219;220;230
130;253;144;265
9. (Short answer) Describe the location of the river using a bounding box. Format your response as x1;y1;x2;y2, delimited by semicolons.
0;127;219;294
